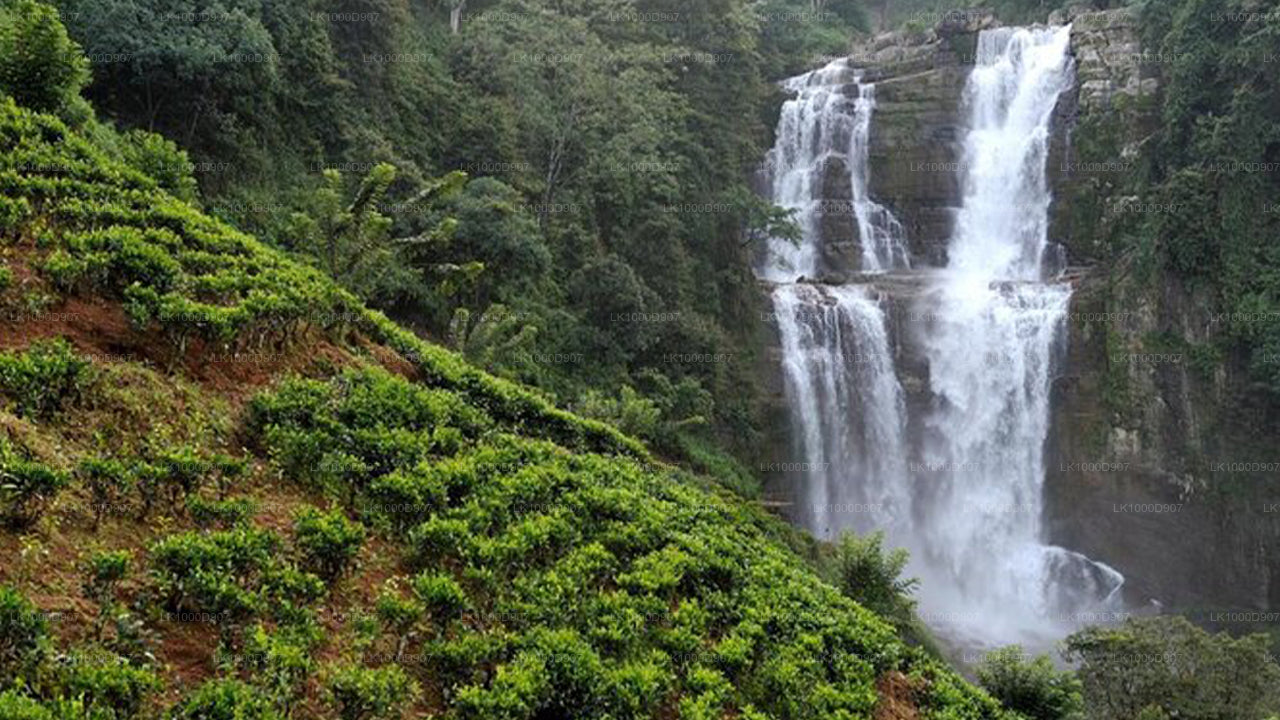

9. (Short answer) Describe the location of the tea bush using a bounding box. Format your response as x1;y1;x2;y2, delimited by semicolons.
409;571;468;633
240;624;319;713
251;369;1010;719
83;550;130;636
0;586;49;689
172;678;282;720
148;526;325;644
0;456;69;528
323;664;418;720
77;457;131;528
0;339;93;420
63;650;161;719
292;506;366;582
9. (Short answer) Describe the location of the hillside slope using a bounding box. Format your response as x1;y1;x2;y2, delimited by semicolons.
0;99;1008;719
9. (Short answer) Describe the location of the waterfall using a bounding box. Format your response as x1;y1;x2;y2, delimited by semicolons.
773;284;910;537
762;24;1123;652
851;83;911;272
762;60;911;538
917;25;1123;648
760;59;909;282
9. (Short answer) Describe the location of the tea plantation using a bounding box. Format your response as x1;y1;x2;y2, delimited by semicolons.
0;99;1009;718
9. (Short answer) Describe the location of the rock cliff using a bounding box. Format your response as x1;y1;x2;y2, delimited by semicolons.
760;6;1280;628
1044;6;1280;621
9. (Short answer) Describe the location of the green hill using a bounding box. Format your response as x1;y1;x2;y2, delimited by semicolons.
0;98;1008;718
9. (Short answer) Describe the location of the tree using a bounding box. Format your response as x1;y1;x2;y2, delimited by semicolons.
440;177;549;308
458;1;611;231
58;0;279;142
567;253;660;364
283;164;476;307
829;531;918;629
976;646;1084;720
0;0;89;113
447;304;539;374
1063;616;1280;720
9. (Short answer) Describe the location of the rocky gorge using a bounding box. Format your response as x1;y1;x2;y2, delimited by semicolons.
755;5;1280;639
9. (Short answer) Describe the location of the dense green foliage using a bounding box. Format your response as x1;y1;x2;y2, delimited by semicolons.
976;647;1084;720
0;25;1020;715
0;92;649;461
45;0;869;467
293;506;367;581
245;366;1007;719
0;0;88;113
6;2;1280;718
0;451;69;528
0;339;93;420
829;531;919;632
1064;616;1280;720
1129;0;1280;396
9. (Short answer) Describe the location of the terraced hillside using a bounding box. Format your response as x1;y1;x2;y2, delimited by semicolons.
0;98;1009;719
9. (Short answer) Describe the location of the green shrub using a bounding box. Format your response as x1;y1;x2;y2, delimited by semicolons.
153;446;208;510
0;457;69;527
0;586;49;686
172;679;282;720
452;629;606;720
208;455;248;499
292;507;365;582
83;550;131;642
82;550;130;610
323;664;418;720
1065;616;1280;720
149;527;280;629
362;466;442;535
0;196;27;241
0;690;51;720
976;646;1083;720
37;250;85;292
129;461;162;519
410;571;468;632
188;496;256;529
259;565;326;609
829;530;918;630
78;457;131;528
0;339;93;419
408;516;474;566
117;129;198;203
0;0;89;113
240;624;317;712
374;587;423;661
63;651;161;719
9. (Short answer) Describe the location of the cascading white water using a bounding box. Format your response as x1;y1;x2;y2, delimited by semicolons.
773;283;910;537
760;59;909;282
762;24;1124;653
851;83;910;272
915;25;1123;648
761;60;912;540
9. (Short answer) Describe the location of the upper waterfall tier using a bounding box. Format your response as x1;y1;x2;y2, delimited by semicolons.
948;26;1075;282
758;59;909;283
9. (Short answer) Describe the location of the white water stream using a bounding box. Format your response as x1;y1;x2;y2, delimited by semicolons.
762;26;1123;651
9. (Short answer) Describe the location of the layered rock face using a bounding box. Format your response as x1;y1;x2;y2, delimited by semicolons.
1043;7;1280;619
854;15;992;265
